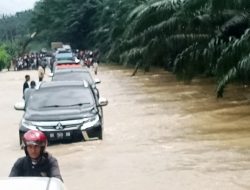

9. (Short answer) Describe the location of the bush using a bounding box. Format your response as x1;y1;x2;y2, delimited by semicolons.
0;46;11;71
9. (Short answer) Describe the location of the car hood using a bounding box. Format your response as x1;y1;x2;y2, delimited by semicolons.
0;177;64;190
24;106;97;121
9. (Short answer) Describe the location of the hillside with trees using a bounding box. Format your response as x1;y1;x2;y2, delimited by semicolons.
0;10;34;70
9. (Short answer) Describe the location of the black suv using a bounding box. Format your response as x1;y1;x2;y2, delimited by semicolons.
17;81;108;145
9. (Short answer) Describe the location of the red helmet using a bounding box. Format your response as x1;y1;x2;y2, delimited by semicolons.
23;130;47;147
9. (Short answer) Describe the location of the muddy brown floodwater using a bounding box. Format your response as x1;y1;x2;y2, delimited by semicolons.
1;65;250;190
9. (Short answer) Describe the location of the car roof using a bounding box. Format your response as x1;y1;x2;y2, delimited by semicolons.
54;60;77;64
39;80;89;89
0;177;64;190
52;70;94;83
54;66;89;74
54;67;89;73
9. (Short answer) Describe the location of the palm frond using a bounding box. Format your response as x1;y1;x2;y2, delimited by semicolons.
173;42;208;81
211;0;250;12
120;16;203;53
216;47;250;97
182;0;208;13
216;28;250;76
237;54;250;83
126;0;180;36
127;4;148;23
216;67;237;97
120;46;146;66
219;12;250;38
202;37;228;76
238;54;250;72
165;33;211;52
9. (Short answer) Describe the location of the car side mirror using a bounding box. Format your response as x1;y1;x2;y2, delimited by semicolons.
14;101;25;110
98;97;108;106
94;78;101;84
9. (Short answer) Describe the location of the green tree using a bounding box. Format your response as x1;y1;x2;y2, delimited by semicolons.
0;45;11;71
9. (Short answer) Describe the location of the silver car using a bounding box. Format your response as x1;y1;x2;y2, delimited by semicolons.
0;177;66;190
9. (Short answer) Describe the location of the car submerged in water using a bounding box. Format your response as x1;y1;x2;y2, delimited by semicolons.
15;80;108;146
51;60;81;74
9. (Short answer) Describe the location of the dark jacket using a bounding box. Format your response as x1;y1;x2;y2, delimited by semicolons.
23;81;29;94
9;152;63;181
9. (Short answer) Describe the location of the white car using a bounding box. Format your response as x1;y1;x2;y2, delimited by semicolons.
0;177;66;190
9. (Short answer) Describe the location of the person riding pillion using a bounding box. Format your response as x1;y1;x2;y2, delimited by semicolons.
9;130;63;181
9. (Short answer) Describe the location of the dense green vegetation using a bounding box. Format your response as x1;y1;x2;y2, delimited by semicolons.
0;10;35;70
0;45;11;71
1;0;250;97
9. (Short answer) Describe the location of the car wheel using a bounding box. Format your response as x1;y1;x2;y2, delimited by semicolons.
98;130;103;140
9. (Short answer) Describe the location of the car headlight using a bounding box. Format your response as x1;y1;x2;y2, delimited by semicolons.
22;119;37;130
81;115;99;130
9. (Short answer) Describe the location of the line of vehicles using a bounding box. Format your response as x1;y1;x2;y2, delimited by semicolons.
15;45;108;147
3;45;107;189
8;45;108;189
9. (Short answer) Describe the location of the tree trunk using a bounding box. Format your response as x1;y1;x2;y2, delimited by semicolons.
131;62;141;76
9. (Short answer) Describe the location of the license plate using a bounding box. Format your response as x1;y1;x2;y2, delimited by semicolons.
65;132;71;137
56;132;64;139
49;132;71;139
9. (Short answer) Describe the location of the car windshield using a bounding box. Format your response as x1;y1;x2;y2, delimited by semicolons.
53;72;94;84
27;86;94;110
56;57;74;61
55;53;74;60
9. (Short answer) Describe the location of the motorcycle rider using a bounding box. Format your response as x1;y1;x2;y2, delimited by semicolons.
9;130;63;181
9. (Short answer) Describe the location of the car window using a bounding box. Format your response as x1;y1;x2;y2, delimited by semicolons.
27;87;95;109
56;57;74;61
55;53;74;60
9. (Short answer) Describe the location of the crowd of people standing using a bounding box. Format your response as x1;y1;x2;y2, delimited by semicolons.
12;52;48;71
76;49;100;75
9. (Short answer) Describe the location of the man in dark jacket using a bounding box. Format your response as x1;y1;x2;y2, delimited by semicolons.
24;80;36;106
9;130;63;181
23;75;30;98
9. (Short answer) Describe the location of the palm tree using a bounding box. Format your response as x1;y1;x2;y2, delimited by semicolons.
28;0;250;97
112;0;250;97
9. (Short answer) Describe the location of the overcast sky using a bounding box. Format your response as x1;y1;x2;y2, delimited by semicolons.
0;0;39;15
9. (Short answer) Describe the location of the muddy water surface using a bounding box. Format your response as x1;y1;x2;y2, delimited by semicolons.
1;65;250;190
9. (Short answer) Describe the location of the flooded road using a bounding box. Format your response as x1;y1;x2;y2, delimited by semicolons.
1;65;250;190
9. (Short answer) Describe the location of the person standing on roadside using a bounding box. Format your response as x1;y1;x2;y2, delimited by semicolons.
93;61;98;75
38;65;45;82
24;80;36;105
93;49;100;75
23;75;30;99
